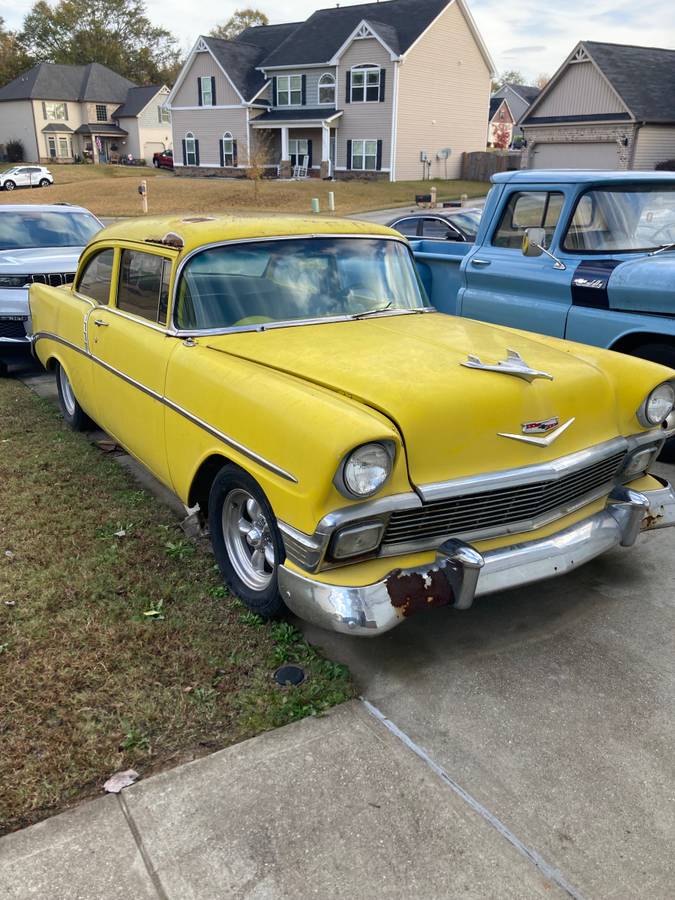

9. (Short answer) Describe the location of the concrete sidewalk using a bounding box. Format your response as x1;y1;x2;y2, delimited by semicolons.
0;701;563;900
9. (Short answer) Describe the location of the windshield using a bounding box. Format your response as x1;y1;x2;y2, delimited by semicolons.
449;209;481;239
0;211;101;251
175;237;427;331
563;186;675;253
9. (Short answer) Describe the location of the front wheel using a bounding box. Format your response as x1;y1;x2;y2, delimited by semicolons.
208;465;287;619
3;180;15;191
39;178;50;187
55;361;92;431
631;343;675;462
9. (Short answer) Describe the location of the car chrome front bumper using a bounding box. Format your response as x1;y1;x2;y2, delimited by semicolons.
278;479;675;636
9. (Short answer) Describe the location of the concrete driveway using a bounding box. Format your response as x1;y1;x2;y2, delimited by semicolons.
300;479;675;900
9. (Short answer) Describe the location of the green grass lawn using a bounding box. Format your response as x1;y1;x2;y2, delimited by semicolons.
0;378;354;835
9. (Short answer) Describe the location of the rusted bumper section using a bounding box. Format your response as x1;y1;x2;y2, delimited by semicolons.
278;479;675;636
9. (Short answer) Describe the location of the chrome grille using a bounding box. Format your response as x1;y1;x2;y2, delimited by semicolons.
28;272;76;287
0;318;28;339
383;451;626;548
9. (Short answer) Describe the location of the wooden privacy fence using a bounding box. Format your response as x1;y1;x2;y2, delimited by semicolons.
462;150;523;182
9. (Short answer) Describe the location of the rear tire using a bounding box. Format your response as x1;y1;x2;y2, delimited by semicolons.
39;178;50;187
55;361;92;431
3;180;15;191
631;343;675;462
208;465;287;619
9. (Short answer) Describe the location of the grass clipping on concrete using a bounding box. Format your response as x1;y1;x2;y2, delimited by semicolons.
0;379;354;835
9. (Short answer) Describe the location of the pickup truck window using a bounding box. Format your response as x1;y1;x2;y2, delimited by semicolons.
117;249;171;324
492;191;564;249
563;187;675;253
77;248;114;305
175;237;425;331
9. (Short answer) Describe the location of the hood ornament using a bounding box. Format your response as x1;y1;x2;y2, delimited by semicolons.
499;417;575;446
462;349;553;383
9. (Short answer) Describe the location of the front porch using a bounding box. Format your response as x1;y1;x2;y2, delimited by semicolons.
251;109;342;179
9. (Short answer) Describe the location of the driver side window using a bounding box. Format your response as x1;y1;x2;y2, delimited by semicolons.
77;248;115;304
492;191;564;249
117;250;171;324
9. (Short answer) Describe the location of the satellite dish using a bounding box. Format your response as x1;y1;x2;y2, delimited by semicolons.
436;147;452;160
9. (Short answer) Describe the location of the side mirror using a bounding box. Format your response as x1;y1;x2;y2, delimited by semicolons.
522;227;546;257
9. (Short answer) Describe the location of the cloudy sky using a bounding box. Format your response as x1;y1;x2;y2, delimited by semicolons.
3;0;675;82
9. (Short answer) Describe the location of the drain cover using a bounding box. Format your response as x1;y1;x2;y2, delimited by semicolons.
274;664;306;686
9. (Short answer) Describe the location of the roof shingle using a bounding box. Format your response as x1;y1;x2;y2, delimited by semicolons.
0;62;135;103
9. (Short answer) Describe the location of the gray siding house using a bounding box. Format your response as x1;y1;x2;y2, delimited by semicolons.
167;0;495;182
492;82;539;143
521;42;675;170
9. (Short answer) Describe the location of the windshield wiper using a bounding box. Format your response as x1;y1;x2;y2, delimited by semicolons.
649;242;675;257
350;301;394;320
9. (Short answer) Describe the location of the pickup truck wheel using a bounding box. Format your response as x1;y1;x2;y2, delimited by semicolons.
209;466;287;619
55;361;92;431
631;343;675;462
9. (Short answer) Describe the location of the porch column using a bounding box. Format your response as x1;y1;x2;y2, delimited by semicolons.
280;126;291;178
321;124;331;179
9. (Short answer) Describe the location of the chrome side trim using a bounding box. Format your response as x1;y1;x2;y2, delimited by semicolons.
32;331;298;484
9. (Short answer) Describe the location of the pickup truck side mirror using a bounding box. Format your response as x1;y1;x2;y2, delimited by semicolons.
522;227;546;257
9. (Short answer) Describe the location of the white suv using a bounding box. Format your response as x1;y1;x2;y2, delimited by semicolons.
0;166;53;191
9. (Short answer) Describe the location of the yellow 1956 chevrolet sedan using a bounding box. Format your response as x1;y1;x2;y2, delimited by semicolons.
29;215;675;635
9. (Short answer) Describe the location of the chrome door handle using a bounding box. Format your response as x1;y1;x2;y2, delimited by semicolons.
93;319;109;327
471;258;491;267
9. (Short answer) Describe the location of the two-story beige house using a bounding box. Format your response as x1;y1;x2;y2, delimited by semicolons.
0;62;171;164
167;0;494;182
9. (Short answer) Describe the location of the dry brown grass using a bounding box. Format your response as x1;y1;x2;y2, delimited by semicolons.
0;163;487;218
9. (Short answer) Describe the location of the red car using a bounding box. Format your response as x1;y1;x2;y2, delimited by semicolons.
152;149;174;170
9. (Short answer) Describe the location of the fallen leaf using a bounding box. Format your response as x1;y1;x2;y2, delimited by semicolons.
103;769;140;793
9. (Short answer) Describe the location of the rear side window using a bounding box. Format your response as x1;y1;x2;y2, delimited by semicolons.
393;218;420;237
117;250;171;324
492;191;564;249
77;248;115;304
422;218;459;240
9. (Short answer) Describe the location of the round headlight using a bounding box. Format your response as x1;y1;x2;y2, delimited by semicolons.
641;382;675;426
342;443;393;498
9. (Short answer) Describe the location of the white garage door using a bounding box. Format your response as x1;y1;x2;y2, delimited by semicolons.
532;142;619;170
143;141;165;159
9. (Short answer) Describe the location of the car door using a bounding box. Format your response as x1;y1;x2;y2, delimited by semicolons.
89;245;176;486
14;168;32;187
459;189;572;338
391;217;422;239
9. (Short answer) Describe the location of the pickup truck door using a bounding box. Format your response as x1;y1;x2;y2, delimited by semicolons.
459;189;572;338
88;247;176;487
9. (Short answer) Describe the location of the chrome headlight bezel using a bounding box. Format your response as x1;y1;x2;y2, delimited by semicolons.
637;381;675;428
334;441;396;500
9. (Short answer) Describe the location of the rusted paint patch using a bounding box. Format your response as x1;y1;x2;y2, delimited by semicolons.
386;566;454;618
641;510;664;530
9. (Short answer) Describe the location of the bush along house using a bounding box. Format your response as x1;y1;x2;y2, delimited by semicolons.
167;0;495;181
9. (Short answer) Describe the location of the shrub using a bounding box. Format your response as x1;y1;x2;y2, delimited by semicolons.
6;139;24;163
655;159;675;171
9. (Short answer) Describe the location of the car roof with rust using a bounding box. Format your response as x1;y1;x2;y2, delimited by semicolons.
88;215;400;255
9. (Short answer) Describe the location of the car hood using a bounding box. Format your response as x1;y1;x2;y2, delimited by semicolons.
607;254;675;315
203;312;653;487
0;246;83;273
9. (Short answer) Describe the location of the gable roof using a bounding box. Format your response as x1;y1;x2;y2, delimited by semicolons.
583;41;675;123
500;83;540;104
259;0;451;68
202;35;270;102
489;97;509;119
113;85;165;118
0;62;135;103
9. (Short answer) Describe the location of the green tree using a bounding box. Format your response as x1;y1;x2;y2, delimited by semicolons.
19;0;182;84
0;17;32;86
210;8;269;41
491;69;526;92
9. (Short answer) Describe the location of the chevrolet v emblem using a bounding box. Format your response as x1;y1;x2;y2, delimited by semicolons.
462;349;553;383
498;417;575;446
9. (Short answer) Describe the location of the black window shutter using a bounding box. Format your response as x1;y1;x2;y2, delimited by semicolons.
345;71;351;103
219;140;224;167
182;139;187;165
195;140;200;166
301;74;307;106
64;104;69;121
42;101;47;117
379;69;386;102
198;78;202;106
211;76;216;106
346;139;352;170
233;140;238;166
376;140;383;170
307;140;313;168
272;76;277;106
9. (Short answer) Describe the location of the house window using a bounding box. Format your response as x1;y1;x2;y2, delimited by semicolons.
57;137;71;158
277;74;302;106
158;105;171;124
44;102;68;121
351;139;378;171
199;76;213;106
185;132;197;166
222;132;235;166
351;67;380;102
318;73;335;105
96;104;107;122
289;139;308;168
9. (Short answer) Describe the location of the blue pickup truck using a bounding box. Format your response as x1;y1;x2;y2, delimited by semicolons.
411;171;675;379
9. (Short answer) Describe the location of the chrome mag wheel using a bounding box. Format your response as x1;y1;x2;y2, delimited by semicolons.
58;365;77;417
222;489;276;590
